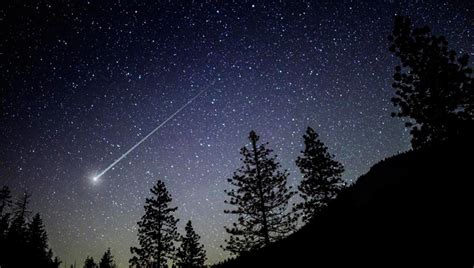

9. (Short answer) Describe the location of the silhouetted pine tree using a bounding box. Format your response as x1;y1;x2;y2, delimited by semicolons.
388;16;473;149
130;180;179;268
0;211;8;251
5;191;31;267
295;127;345;223
43;248;61;268
0;186;12;216
9;191;30;236
176;220;206;268
84;256;97;268
0;188;60;268
0;187;12;235
0;186;12;267
99;248;117;268
223;130;296;255
27;213;51;266
51;253;62;268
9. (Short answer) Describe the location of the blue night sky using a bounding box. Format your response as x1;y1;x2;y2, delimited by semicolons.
1;0;471;266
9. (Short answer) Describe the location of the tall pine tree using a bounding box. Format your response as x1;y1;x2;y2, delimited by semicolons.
0;186;12;216
130;180;179;268
0;188;60;268
176;220;206;268
9;191;30;237
27;213;51;266
99;248;117;268
388;16;473;148
223;130;296;255
5;191;31;267
84;256;97;268
0;186;12;267
0;186;12;238
295;127;345;223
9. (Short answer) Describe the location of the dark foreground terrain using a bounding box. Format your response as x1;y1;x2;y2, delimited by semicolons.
214;137;473;267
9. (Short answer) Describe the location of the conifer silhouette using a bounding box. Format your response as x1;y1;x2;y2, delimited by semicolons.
0;186;12;216
176;220;207;268
388;16;473;148
130;180;179;268
99;248;117;268
223;130;296;255
27;213;51;266
0;186;12;256
5;191;31;267
84;256;97;268
295;127;345;223
0;189;60;268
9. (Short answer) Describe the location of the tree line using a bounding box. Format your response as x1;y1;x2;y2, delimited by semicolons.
127;15;472;267
0;15;471;268
129;180;207;268
0;187;61;268
0;185;121;268
82;248;117;268
128;126;345;267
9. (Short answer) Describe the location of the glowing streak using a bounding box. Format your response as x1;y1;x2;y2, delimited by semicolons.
94;82;214;180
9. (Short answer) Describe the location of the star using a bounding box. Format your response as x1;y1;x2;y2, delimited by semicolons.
0;1;470;266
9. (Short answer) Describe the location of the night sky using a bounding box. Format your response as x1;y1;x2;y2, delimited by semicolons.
1;0;472;266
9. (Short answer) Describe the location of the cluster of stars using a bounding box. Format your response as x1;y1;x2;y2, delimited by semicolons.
1;1;471;266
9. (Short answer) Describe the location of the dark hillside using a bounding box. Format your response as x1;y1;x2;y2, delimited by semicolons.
213;137;473;267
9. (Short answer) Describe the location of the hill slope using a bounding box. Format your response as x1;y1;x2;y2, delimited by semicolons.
213;138;473;267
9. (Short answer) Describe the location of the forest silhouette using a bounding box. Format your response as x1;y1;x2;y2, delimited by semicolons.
212;15;473;268
1;15;472;268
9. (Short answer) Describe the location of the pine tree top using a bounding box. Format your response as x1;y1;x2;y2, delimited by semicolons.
295;126;345;223
223;130;296;254
130;179;179;267
99;248;116;268
388;16;473;148
176;220;206;268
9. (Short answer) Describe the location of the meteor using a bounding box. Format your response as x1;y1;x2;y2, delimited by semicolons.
92;81;215;181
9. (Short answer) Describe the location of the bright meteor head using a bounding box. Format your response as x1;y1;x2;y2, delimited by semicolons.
90;175;100;185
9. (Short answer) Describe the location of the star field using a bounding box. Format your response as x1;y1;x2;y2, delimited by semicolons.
1;1;471;266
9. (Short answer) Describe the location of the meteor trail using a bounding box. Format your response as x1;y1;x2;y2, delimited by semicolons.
92;82;215;181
